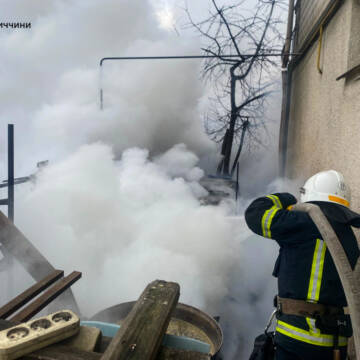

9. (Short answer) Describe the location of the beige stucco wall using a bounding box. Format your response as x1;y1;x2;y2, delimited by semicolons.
286;0;360;211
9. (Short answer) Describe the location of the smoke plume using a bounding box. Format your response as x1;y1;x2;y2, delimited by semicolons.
0;1;287;359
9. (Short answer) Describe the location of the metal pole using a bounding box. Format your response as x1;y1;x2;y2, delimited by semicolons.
279;0;295;177
99;53;300;110
5;124;15;299
99;64;104;110
235;162;240;201
8;124;14;222
280;62;293;177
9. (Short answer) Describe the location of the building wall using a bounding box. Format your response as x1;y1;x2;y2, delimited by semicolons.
286;0;360;210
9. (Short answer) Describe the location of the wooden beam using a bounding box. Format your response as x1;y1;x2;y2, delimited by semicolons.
0;270;64;319
10;271;82;323
101;280;180;360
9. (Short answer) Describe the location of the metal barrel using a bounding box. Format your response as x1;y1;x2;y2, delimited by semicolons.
91;301;223;356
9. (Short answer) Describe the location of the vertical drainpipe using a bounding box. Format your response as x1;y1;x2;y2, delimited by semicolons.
279;0;295;177
281;64;293;177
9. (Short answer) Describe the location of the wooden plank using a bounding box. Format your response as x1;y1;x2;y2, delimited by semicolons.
21;345;102;360
0;270;64;319
156;347;210;360
10;271;82;323
101;280;180;360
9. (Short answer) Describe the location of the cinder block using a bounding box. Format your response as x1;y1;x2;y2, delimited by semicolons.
0;310;80;360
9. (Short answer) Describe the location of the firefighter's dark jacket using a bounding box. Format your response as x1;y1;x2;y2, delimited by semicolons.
245;193;360;350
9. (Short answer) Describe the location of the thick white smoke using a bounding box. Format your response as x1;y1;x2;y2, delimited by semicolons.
0;0;221;312
0;0;214;171
0;1;286;359
14;143;238;315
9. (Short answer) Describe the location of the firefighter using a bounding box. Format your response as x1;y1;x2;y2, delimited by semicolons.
245;170;360;360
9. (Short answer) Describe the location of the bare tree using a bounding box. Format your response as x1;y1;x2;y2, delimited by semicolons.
186;0;286;176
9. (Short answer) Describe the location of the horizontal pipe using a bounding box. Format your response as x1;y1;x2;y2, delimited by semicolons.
100;53;300;66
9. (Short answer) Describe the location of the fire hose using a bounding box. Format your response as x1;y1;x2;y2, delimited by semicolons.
293;203;360;359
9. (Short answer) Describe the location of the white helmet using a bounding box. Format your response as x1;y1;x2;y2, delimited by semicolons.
300;170;350;207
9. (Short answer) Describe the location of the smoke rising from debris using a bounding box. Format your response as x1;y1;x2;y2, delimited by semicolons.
0;0;287;359
0;0;232;317
15;143;238;315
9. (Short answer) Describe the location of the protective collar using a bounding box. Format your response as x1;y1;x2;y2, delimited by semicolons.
310;201;360;228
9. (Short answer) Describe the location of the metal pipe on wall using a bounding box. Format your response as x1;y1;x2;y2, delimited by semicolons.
279;0;295;177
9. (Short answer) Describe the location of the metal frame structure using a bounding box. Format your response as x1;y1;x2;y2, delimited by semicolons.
0;125;45;222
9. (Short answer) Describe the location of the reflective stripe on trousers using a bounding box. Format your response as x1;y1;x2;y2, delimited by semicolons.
276;239;347;346
276;320;348;347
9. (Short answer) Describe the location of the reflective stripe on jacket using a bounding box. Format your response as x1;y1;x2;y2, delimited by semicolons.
245;193;360;349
